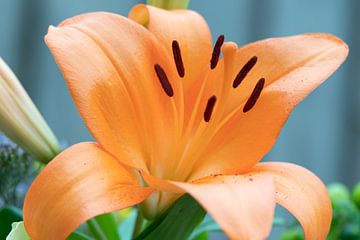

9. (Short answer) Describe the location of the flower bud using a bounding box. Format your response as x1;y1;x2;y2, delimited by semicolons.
0;58;60;163
147;0;190;9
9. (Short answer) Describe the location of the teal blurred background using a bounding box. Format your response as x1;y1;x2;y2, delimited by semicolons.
0;0;359;238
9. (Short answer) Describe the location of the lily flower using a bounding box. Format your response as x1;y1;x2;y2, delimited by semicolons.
0;58;60;163
23;4;348;239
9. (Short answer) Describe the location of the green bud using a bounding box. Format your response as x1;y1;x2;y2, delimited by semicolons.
0;58;60;163
147;0;190;10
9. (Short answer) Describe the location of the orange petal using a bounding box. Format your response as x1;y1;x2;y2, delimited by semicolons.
252;162;332;240
189;90;289;179
189;34;348;179
172;174;276;240
143;172;276;239
129;4;212;92
129;4;214;135
223;34;349;116
46;12;182;174
23;142;152;240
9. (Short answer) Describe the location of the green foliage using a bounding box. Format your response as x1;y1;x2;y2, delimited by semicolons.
0;143;34;206
189;217;221;240
86;213;121;240
281;227;304;240
328;183;351;207
0;206;22;239
352;183;360;209
67;231;95;240
5;221;94;240
135;194;206;240
281;182;360;240
93;213;121;240
5;222;30;240
118;209;137;240
327;200;360;240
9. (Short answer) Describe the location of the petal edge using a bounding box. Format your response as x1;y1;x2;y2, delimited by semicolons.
252;162;332;240
24;142;152;239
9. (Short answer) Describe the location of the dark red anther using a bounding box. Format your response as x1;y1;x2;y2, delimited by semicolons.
204;95;217;122
243;78;265;113
154;64;174;97
172;40;185;78
210;35;225;69
233;56;258;88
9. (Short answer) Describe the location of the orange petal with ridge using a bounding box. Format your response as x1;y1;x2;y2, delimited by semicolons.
24;142;152;240
143;172;276;240
189;34;348;179
129;4;214;132
189;90;289;179
222;34;349;116
252;162;332;240
45;12;182;173
129;4;212;92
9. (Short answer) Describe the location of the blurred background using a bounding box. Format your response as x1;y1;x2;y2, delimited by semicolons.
0;0;359;238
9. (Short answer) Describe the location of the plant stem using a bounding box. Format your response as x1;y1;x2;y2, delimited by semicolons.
132;210;144;238
86;219;106;240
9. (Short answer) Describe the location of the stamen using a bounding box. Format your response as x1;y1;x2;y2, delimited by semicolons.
232;56;258;88
210;35;225;69
243;78;265;113
154;64;174;97
172;40;185;78
204;95;217;122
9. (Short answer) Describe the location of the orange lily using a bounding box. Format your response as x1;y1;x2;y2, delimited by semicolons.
23;4;348;240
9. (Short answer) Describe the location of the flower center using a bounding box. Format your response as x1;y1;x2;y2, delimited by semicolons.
152;35;265;181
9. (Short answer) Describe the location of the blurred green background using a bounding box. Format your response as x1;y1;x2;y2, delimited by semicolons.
1;0;359;239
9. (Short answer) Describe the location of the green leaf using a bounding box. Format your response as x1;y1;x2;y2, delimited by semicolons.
86;213;121;240
328;200;360;239
135;194;206;240
352;182;360;209
94;213;121;240
5;222;30;240
328;183;351;208
280;227;304;240
189;217;221;240
5;221;93;240
192;232;209;240
0;206;23;239
67;231;95;240
190;215;285;240
119;210;137;240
